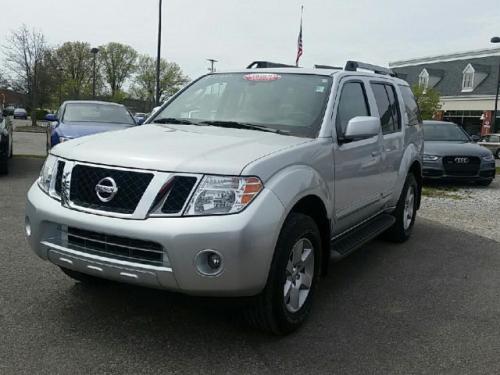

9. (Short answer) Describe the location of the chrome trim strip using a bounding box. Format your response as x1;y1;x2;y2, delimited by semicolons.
41;241;173;272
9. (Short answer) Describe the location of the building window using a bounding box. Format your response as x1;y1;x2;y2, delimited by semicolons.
462;64;475;92
418;69;429;89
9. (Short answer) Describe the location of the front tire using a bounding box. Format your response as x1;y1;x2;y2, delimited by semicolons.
245;213;321;335
384;174;418;243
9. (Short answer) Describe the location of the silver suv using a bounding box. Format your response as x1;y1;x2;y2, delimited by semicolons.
25;61;423;334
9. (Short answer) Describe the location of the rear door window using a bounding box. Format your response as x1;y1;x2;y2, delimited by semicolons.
370;83;400;134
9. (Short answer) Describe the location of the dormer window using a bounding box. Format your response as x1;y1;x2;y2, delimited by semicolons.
462;64;474;92
418;69;429;89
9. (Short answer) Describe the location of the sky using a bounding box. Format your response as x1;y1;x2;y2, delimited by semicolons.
1;0;500;79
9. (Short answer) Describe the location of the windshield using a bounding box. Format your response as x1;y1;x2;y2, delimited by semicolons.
62;103;135;125
151;73;333;138
423;122;470;142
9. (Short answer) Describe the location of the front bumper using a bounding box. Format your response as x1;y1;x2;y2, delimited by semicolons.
26;184;285;296
423;159;496;181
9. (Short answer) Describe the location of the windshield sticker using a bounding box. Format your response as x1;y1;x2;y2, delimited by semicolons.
244;73;281;82
315;86;325;93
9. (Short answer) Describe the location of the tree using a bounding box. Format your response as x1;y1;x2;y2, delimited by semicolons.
412;84;442;120
131;54;189;109
2;25;51;125
98;42;137;97
54;42;94;100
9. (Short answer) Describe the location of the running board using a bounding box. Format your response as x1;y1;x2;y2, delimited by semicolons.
330;214;395;261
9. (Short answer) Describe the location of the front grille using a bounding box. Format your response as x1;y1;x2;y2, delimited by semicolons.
54;161;65;196
67;227;164;266
443;156;480;177
162;176;197;214
70;165;154;214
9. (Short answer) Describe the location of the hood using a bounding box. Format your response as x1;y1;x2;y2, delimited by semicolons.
52;124;311;175
57;122;134;138
424;141;491;157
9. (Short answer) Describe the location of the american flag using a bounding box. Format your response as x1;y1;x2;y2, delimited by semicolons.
296;6;303;66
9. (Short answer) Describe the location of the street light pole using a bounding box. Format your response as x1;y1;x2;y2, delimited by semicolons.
155;0;163;106
491;37;500;133
91;47;99;99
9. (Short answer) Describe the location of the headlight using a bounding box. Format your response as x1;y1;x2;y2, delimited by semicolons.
482;154;495;162
423;154;439;162
184;175;263;216
37;154;58;193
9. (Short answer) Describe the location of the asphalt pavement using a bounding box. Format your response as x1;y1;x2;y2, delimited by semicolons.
1;158;500;374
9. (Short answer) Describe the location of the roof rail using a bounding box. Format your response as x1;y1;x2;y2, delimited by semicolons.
344;61;395;76
314;64;342;70
247;61;297;69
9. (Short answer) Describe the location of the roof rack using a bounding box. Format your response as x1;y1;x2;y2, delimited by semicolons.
344;61;395;76
314;64;342;70
247;61;297;69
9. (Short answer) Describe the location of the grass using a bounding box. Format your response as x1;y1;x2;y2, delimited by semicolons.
13;154;47;159
14;126;47;133
422;185;465;200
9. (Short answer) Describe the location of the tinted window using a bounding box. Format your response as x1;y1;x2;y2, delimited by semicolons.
335;82;370;135
399;85;421;126
423;123;470;142
371;83;400;134
154;73;333;138
490;135;500;142
63;103;135;125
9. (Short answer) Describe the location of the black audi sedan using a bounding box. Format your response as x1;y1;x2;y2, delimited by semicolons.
422;121;496;186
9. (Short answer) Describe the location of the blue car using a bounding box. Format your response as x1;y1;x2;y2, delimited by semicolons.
46;101;138;147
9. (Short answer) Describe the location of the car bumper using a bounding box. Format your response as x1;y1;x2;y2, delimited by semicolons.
423;160;496;181
25;184;285;296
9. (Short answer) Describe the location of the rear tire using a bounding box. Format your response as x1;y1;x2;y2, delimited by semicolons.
0;140;9;175
245;213;321;335
60;267;108;285
496;149;500;159
384;174;418;243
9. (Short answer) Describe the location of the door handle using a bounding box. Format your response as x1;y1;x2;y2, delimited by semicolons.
371;151;380;157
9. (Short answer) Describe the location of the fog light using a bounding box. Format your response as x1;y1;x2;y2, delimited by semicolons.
25;217;31;237
195;250;224;276
207;253;221;269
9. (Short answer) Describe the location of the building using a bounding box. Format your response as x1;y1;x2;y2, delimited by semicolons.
390;48;500;136
0;88;25;108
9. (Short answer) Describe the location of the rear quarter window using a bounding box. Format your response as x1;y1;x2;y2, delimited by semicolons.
399;85;421;126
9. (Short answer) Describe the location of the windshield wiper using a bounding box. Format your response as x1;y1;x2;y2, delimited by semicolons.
198;120;287;134
152;117;200;125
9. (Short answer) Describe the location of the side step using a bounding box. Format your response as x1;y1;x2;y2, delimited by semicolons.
330;214;395;261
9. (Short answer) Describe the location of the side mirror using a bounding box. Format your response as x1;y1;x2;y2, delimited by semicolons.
45;113;57;122
343;116;381;141
471;135;480;142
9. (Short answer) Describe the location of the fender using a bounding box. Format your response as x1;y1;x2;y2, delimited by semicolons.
389;142;422;207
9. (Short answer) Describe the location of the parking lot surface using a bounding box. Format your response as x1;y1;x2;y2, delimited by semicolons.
1;158;500;374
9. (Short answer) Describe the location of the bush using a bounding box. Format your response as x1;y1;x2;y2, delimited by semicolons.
34;109;49;121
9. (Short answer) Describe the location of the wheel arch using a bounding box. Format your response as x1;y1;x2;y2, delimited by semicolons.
288;194;331;276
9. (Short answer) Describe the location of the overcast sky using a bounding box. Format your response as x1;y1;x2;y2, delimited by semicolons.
1;0;500;79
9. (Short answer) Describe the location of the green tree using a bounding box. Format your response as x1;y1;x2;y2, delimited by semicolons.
412;84;441;120
99;42;137;97
54;41;94;100
131;55;189;108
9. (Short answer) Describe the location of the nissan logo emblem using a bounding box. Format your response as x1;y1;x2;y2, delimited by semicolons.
95;177;118;202
454;157;469;164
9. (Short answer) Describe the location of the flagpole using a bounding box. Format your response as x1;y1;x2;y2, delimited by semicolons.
296;5;304;67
